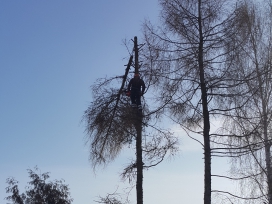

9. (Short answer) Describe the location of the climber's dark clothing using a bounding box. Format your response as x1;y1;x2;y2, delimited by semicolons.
127;77;145;106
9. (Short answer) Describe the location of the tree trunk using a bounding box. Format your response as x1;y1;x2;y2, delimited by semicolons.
264;116;272;204
136;117;143;204
256;62;272;204
134;36;143;204
198;1;211;204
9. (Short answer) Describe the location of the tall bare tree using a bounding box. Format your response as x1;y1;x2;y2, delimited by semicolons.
141;0;243;203
83;43;178;204
217;0;272;203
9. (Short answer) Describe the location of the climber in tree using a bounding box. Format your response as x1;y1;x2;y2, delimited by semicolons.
127;73;145;110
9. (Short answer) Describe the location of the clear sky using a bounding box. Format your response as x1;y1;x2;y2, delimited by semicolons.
0;1;232;203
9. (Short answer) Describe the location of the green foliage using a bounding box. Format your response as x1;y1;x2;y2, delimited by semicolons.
5;167;73;204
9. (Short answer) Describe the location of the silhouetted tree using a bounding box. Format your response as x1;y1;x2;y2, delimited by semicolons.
216;0;272;203
5;167;73;204
83;46;178;204
94;190;130;204
141;0;245;203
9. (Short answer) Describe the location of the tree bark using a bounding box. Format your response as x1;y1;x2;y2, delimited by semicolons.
198;1;211;204
255;53;272;204
136;117;143;204
134;36;143;204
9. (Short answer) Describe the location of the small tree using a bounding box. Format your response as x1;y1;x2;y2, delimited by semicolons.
94;190;130;204
5;167;73;204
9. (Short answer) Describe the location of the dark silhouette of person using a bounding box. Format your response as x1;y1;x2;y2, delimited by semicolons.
127;73;145;109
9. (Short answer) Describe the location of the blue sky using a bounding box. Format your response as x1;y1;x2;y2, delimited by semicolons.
0;1;232;203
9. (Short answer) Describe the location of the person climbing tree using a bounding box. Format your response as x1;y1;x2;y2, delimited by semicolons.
127;73;145;110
